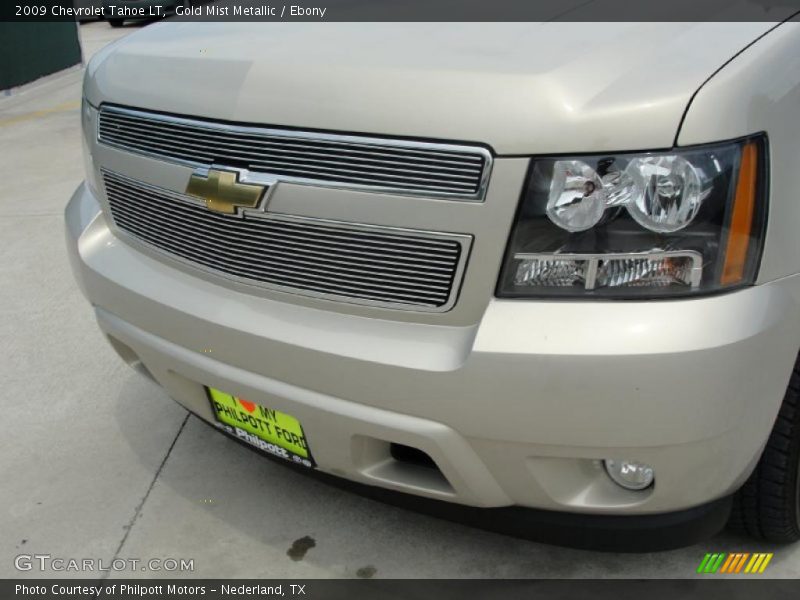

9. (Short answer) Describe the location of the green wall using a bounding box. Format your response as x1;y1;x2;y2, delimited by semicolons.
0;23;82;90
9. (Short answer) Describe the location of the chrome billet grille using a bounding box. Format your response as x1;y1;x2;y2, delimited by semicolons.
98;106;492;200
102;171;471;311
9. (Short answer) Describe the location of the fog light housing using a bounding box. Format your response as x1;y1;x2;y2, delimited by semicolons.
604;459;654;491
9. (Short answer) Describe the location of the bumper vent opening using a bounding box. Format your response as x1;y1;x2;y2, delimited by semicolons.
390;443;438;470
355;436;454;496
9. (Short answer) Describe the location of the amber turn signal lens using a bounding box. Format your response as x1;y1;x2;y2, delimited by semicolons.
721;142;759;285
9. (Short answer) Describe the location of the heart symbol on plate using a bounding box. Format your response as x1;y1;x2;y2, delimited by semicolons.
238;398;257;413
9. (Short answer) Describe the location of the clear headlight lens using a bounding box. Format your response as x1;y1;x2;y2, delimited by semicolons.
546;160;607;232
499;136;767;298
625;155;708;233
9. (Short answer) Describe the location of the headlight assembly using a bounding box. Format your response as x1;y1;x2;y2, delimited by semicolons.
497;136;767;298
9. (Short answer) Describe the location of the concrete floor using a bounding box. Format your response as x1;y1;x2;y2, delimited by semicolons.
1;21;799;580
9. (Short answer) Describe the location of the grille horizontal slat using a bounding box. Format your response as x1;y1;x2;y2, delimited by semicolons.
99;120;484;177
99;130;478;192
109;208;454;292
97;106;491;199
103;181;460;261
102;171;469;310
113;216;451;303
105;201;456;279
100;110;486;163
113;218;451;301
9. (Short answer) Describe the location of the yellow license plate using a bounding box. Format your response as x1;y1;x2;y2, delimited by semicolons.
207;387;315;468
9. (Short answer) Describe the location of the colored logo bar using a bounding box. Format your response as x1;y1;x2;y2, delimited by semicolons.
697;553;773;574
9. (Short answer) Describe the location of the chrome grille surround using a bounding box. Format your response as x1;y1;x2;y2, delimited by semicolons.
97;105;493;200
102;170;472;312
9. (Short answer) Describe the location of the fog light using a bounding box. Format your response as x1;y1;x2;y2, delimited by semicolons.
604;459;654;491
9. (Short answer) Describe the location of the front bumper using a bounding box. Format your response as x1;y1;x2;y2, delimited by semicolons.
67;182;800;523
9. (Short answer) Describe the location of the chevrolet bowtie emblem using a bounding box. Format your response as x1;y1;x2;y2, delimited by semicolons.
185;169;266;215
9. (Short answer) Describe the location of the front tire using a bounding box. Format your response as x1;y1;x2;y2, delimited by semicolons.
729;355;800;542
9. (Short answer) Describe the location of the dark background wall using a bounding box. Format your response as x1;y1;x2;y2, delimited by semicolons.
0;23;82;90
